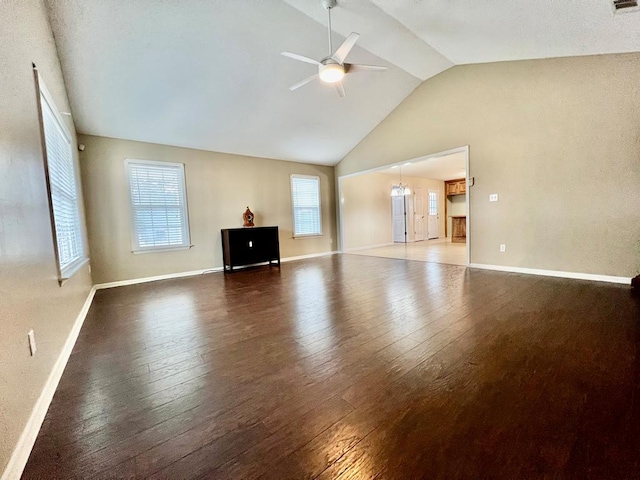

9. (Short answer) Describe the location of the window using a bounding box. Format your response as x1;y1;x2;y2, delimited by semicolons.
429;191;438;216
125;159;191;252
291;174;322;237
37;74;86;281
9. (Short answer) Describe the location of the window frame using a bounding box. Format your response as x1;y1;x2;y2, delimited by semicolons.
290;174;323;238
35;71;88;284
124;158;192;254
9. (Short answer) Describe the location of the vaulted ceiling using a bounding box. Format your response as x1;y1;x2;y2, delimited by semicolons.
46;0;640;166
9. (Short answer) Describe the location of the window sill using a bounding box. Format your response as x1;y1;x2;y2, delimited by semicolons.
132;245;193;255
293;234;323;239
59;257;90;286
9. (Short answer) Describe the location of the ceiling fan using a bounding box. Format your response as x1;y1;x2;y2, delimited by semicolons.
281;0;387;97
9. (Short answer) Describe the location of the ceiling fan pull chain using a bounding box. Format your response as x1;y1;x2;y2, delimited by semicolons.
327;6;333;55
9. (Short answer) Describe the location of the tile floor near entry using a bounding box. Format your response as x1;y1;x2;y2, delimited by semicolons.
347;238;467;266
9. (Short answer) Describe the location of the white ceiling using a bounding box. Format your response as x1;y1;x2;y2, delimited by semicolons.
45;0;422;166
45;0;640;166
379;151;466;181
370;0;640;64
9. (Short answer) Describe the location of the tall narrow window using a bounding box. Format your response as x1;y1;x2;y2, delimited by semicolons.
291;174;322;237
429;191;438;216
125;159;191;252
37;73;86;281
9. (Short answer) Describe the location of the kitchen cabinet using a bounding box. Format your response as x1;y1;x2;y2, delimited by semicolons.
445;178;466;196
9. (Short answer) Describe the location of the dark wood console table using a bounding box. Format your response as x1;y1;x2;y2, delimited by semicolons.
221;226;280;272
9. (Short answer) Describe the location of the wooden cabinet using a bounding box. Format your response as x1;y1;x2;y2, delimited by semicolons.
221;226;280;272
444;179;467;238
445;178;466;196
451;216;467;244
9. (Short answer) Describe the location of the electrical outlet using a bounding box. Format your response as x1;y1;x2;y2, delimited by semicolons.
489;194;499;202
500;244;506;253
28;329;37;356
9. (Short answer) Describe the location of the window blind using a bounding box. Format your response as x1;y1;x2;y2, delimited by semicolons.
40;87;84;278
125;160;190;251
291;175;322;237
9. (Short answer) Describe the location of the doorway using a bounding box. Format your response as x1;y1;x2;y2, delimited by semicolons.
427;189;439;239
414;186;425;241
338;146;470;267
392;196;406;243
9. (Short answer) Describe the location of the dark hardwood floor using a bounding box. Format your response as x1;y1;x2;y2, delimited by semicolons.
22;255;640;479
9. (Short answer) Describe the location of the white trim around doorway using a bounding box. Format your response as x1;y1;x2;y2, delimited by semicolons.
337;146;471;267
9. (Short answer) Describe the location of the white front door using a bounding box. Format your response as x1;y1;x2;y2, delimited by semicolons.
392;196;406;243
427;189;439;239
413;186;425;241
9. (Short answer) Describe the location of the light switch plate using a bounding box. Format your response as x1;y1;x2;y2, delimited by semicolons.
500;244;506;253
489;194;499;202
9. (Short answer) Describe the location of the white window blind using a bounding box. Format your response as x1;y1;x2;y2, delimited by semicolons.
291;175;322;237
39;78;85;279
125;159;190;252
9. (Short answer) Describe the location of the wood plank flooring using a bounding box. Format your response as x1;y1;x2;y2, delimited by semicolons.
22;255;640;479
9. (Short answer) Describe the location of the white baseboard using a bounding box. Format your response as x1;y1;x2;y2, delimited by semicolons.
1;286;97;480
280;250;338;263
345;243;394;252
469;263;632;285
94;251;339;290
94;267;223;290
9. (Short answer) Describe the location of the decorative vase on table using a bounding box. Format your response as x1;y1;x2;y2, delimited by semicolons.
243;207;255;227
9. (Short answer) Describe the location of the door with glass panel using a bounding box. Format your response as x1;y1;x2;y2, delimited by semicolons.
427;189;439;239
413;186;425;241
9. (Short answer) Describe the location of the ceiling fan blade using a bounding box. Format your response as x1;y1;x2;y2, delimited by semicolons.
345;63;388;73
289;74;318;91
335;82;345;98
281;51;321;65
332;32;360;64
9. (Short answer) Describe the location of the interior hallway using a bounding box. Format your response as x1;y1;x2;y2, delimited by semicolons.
347;238;467;266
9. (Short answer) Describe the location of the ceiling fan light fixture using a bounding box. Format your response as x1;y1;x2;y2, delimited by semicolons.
318;63;344;83
282;0;386;95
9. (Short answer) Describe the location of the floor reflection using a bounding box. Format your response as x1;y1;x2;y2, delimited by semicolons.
291;264;334;356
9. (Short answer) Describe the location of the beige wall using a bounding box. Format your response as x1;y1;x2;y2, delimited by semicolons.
0;0;93;473
341;173;394;249
337;53;640;278
341;173;445;249
79;135;337;283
